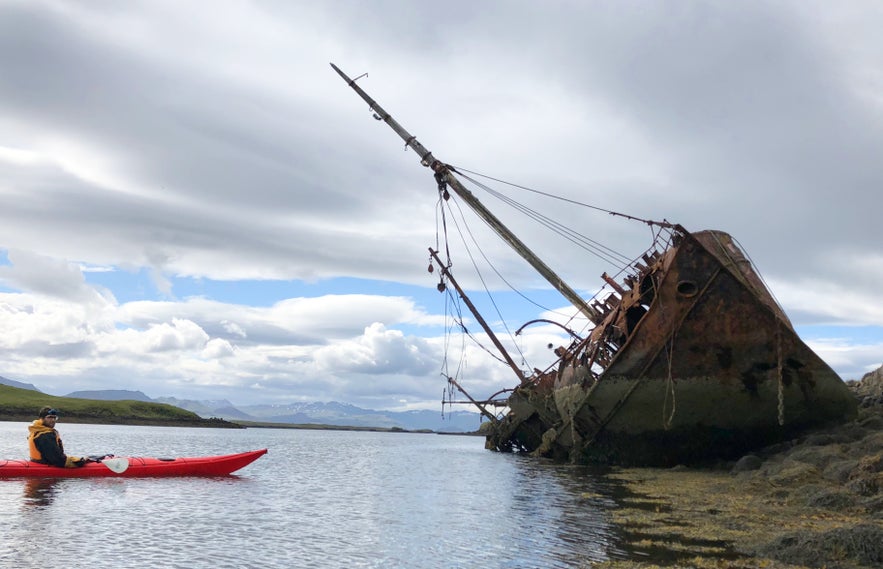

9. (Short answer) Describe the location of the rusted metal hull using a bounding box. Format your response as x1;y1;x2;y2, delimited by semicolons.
486;228;858;466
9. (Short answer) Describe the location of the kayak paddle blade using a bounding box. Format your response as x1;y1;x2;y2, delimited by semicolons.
102;457;129;474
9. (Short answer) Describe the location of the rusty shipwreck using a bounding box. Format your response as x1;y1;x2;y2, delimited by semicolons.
333;64;858;466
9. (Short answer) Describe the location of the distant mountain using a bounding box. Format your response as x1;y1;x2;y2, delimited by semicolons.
235;401;481;432
65;389;153;402
11;385;482;433
0;376;42;392
210;406;256;421
155;397;247;418
158;398;482;432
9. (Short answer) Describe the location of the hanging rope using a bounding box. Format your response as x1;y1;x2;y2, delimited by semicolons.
708;232;788;427
777;322;785;426
662;334;677;430
438;192;531;365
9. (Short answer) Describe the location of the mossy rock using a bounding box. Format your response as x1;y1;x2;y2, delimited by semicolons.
803;487;857;511
766;461;821;487
758;524;883;566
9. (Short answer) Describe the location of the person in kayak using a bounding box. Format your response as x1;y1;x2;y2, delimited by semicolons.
28;407;87;468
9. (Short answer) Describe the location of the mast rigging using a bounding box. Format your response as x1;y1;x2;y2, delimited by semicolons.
331;63;600;323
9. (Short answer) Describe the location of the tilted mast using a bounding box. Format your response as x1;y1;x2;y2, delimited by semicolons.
330;63;600;322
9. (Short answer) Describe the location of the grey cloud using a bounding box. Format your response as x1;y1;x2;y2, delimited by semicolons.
0;250;115;306
1;1;880;407
16;340;95;359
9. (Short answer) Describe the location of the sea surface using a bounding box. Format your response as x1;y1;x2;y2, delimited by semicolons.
0;422;629;568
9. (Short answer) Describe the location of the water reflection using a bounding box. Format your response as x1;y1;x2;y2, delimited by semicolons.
22;478;60;508
503;458;628;566
0;424;633;568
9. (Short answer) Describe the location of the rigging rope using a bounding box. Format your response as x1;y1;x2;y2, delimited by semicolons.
454;166;623;217
777;322;785;426
662;334;677;430
433;163;680;407
455;170;634;267
445;288;515;367
440;195;529;365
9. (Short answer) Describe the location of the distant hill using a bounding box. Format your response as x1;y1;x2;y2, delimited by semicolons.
209;405;256;421
65;389;153;402
0;375;42;392
0;384;238;428
234;401;481;432
155;398;482;432
4;383;483;433
154;397;240;418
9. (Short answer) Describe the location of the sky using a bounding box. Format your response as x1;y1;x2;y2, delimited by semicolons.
1;0;881;412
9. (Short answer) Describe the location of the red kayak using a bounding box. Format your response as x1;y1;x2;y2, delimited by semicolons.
0;449;267;478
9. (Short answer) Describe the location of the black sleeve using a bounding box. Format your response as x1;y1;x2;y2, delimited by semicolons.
34;432;67;467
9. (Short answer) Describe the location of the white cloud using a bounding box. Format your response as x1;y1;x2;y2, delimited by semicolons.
1;1;881;409
202;337;235;359
807;337;883;381
0;283;456;406
768;277;883;327
314;322;436;375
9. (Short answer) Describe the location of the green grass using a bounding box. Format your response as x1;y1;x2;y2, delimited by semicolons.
0;384;240;428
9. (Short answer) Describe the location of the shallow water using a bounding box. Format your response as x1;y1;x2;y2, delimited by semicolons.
0;422;628;568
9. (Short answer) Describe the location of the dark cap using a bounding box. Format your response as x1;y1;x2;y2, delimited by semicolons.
38;407;59;418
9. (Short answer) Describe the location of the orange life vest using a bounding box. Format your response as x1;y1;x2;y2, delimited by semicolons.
27;420;64;463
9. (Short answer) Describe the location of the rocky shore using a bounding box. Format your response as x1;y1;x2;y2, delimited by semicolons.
593;366;883;569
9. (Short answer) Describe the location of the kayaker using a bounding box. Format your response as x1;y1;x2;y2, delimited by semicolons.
28;407;87;468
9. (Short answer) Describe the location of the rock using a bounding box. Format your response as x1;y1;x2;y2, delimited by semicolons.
822;458;859;484
845;453;883;496
804;433;838;446
758;524;883;566
732;454;762;472
859;413;883;430
851;364;883;407
804;487;857;510
863;494;883;516
784;443;845;469
767;461;820;486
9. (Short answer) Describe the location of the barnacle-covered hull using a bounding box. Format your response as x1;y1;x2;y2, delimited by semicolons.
486;228;857;466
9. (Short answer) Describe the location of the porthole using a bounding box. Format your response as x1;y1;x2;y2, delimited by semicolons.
676;280;698;297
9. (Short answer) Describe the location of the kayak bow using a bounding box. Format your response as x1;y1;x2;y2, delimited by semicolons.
0;449;268;478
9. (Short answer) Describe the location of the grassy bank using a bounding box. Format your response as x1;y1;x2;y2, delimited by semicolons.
0;384;240;428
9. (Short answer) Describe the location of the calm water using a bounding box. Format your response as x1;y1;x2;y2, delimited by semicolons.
0;422;628;568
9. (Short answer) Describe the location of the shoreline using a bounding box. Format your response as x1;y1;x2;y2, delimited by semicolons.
594;402;883;568
0;417;479;436
0;415;241;429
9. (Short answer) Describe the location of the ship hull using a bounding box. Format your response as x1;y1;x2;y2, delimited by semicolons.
487;229;857;466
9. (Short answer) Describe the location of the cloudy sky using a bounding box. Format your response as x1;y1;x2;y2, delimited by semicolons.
1;1;881;411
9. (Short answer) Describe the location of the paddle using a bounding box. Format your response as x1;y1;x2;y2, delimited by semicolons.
101;457;129;474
